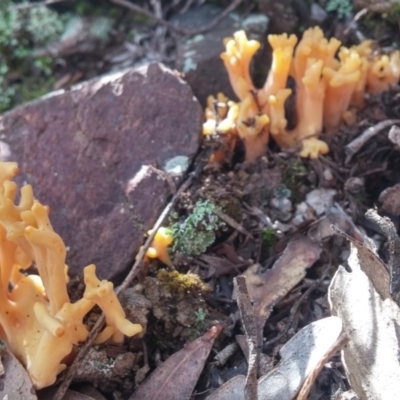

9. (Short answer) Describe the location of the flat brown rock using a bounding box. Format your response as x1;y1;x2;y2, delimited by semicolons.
0;63;202;281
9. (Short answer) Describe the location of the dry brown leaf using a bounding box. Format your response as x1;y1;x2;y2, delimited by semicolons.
0;348;37;399
242;237;321;343
129;325;223;400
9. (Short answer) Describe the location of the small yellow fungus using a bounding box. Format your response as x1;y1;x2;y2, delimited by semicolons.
146;227;174;266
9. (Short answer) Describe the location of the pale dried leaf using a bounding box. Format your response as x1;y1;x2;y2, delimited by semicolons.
329;242;400;399
258;316;343;400
207;317;342;400
129;325;223;400
206;375;246;400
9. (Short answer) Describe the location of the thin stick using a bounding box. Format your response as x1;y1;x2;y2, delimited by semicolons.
110;0;243;36
54;151;208;400
297;332;348;400
213;208;251;237
234;276;259;400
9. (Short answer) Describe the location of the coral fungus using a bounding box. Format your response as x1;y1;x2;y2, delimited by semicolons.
209;26;400;161
0;160;142;389
202;93;240;163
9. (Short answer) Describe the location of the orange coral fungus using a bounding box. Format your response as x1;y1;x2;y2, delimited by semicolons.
259;33;298;109
220;31;259;100
367;51;400;94
237;95;269;162
202;93;239;163
210;26;400;161
0;161;142;389
323;51;361;130
203;93;239;136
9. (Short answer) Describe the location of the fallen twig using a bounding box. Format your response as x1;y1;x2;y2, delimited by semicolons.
54;151;208;400
297;332;348;400
234;276;259;400
213;208;251;237
345;119;400;163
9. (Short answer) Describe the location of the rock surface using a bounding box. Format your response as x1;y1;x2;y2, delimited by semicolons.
0;63;202;281
174;5;269;106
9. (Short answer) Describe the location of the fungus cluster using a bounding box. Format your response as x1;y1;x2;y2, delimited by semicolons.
205;27;400;161
0;160;142;389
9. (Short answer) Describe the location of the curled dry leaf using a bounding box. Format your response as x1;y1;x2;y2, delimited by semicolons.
129;325;223;400
206;317;343;400
241;237;321;344
329;239;400;399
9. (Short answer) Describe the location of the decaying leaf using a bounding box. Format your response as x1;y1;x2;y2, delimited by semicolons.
242;237;321;344
329;240;400;399
206;317;343;400
129;325;223;400
0;348;37;399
